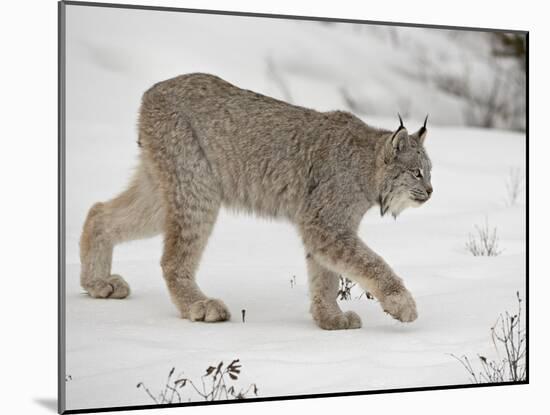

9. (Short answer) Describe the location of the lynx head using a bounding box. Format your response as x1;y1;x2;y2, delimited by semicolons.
379;114;433;218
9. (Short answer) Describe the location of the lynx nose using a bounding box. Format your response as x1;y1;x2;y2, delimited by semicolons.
426;185;433;196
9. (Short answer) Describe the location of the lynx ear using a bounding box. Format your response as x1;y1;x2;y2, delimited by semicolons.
412;114;428;144
385;127;409;162
392;127;409;152
384;113;410;162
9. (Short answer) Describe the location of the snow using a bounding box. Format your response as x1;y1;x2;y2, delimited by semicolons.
63;5;526;411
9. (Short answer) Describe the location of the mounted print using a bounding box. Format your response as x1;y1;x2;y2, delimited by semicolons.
58;1;528;413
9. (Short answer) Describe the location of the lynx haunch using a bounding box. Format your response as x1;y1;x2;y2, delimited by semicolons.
80;73;433;330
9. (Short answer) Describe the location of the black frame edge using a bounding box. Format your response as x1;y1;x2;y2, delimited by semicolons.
62;0;528;34
524;31;529;384
63;381;528;414
58;1;67;414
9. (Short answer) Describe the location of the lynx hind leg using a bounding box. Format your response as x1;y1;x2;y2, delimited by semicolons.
79;162;164;299
139;92;229;322
307;255;362;330
161;193;230;322
145;132;229;321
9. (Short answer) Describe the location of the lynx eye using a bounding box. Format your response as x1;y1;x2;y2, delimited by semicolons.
412;169;423;179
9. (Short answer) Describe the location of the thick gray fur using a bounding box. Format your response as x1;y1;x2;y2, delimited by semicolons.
80;73;433;330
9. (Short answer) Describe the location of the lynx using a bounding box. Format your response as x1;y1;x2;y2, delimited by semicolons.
80;73;433;330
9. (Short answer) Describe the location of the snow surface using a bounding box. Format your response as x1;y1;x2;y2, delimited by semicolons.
64;5;526;411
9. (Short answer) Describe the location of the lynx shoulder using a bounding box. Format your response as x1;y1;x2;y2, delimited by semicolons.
80;73;433;330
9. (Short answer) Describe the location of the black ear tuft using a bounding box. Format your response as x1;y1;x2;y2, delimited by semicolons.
397;113;404;130
412;114;429;144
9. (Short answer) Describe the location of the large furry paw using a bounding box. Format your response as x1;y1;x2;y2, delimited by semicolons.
189;299;231;322
314;310;362;330
84;274;130;299
380;289;418;322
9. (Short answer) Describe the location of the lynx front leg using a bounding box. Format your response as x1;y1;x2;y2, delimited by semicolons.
300;224;417;323
161;199;230;323
307;256;362;330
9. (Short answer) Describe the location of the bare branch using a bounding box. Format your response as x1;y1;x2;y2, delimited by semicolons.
465;217;502;256
452;293;526;383
137;360;259;403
